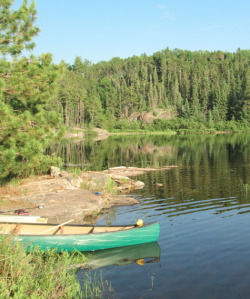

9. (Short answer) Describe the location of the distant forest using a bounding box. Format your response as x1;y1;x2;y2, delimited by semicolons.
2;0;249;182
48;48;250;131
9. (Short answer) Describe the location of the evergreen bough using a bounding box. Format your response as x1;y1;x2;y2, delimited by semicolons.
0;1;64;182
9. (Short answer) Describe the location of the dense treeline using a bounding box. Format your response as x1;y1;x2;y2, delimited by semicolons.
0;0;249;182
49;49;250;130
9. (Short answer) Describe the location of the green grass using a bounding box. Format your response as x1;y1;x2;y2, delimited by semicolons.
70;167;82;177
80;272;112;299
0;235;82;298
121;177;128;184
0;235;109;298
105;177;117;195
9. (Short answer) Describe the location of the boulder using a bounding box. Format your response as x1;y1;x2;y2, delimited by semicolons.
50;166;61;177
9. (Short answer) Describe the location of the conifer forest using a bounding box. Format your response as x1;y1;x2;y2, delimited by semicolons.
56;49;250;130
0;0;249;180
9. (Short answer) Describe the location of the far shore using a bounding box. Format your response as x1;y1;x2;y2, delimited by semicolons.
64;127;249;141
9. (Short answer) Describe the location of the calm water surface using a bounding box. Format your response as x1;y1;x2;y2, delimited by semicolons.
61;134;250;298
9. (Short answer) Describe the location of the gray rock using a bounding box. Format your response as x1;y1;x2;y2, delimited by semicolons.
134;181;145;189
50;166;61;177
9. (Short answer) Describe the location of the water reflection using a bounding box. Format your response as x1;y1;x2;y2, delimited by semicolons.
54;134;249;176
78;242;160;270
56;134;250;298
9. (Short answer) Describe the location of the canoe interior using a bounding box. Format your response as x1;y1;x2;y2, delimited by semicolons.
0;223;136;236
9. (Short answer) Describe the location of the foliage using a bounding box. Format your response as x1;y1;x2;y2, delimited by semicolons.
0;55;64;181
0;0;40;56
0;236;111;298
0;235;83;298
58;133;250;173
0;1;64;182
105;176;117;195
80;272;112;299
51;49;250;130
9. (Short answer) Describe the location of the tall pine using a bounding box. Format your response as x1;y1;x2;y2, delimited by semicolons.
0;0;63;181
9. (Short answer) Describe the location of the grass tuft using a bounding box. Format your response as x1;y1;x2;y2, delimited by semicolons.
0;235;110;298
105;177;117;195
79;271;112;299
0;235;83;298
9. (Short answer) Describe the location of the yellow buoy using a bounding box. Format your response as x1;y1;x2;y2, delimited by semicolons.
136;219;143;227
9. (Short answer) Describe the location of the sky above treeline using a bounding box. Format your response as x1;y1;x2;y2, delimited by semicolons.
15;0;250;64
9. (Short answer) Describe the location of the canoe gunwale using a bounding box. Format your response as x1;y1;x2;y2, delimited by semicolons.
0;221;159;237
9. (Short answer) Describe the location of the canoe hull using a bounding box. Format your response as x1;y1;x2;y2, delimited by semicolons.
15;222;160;252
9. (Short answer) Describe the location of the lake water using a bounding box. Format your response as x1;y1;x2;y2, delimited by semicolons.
60;133;250;298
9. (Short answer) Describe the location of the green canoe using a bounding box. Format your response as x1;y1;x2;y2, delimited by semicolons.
0;221;160;252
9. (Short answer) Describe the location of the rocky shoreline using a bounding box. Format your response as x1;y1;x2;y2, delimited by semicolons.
0;165;177;224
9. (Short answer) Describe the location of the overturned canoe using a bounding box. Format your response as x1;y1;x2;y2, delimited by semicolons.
0;221;160;252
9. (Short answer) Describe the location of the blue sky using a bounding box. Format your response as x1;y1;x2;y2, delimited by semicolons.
16;0;250;64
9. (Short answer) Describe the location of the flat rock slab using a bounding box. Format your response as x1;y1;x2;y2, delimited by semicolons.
21;190;138;223
2;176;139;223
0;166;176;223
106;166;177;177
102;195;139;209
15;189;103;223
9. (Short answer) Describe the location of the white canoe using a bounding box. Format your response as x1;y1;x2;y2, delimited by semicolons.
0;215;48;223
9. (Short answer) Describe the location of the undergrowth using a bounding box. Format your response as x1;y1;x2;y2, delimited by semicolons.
0;235;109;298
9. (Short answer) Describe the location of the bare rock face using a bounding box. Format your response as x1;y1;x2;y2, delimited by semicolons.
64;132;84;138
29;189;104;223
103;195;139;208
134;181;145;189
92;128;110;136
60;171;71;178
50;167;83;189
66;176;83;189
50;166;61;177
1;166;175;224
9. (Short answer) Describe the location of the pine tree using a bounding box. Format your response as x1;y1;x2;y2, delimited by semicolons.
242;67;250;122
72;56;85;75
0;0;40;56
0;1;62;181
57;69;86;126
47;48;250;130
191;73;200;114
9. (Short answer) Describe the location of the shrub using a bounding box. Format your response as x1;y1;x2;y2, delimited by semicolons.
0;235;82;298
